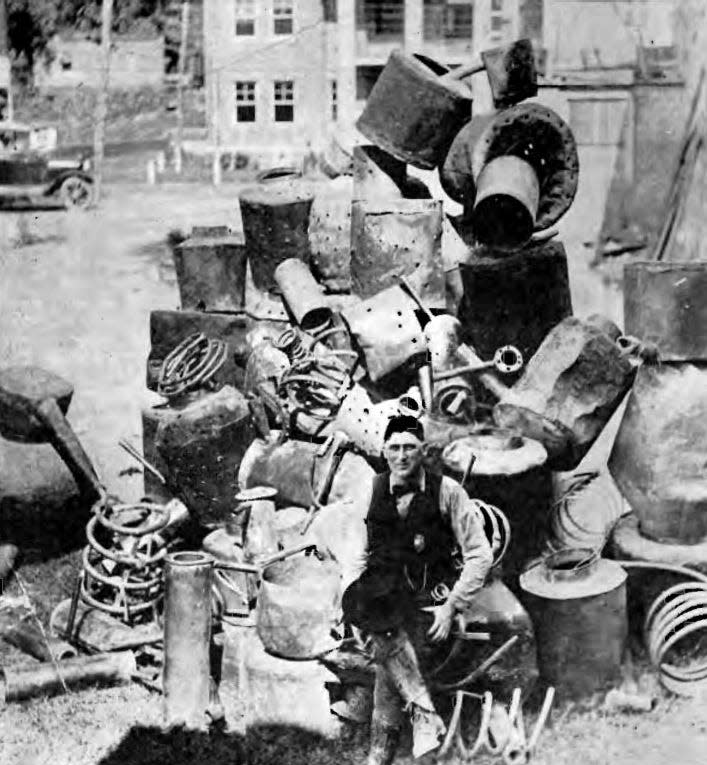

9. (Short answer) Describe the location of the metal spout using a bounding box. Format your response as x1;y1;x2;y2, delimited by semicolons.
472;156;540;251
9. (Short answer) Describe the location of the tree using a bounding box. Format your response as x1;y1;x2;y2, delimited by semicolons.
6;0;165;76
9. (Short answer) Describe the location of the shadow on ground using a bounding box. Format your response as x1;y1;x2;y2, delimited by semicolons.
97;723;368;765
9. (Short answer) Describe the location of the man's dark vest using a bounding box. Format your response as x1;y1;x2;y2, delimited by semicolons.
365;471;457;593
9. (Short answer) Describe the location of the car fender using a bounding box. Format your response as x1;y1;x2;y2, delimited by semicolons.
44;170;94;196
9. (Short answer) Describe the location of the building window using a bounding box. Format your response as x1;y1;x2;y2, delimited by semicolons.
235;0;256;35
423;1;473;41
235;81;256;122
273;0;294;35
331;79;338;121
357;0;404;40
274;80;294;122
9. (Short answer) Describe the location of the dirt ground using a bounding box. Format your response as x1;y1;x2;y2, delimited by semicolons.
0;178;704;765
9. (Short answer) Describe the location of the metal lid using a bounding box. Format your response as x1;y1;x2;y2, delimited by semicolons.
235;486;278;503
520;548;626;600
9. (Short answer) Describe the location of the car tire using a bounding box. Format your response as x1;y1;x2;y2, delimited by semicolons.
60;175;93;210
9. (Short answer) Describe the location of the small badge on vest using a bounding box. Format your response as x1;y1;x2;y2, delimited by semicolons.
413;533;426;553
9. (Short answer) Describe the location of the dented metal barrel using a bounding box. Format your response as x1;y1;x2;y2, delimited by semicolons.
494;317;635;470
357;50;473;170
173;229;247;311
308;178;353;293
239;173;314;292
163;551;213;729
274;259;333;332
458;240;573;364
479;38;538;108
342;285;426;383
155;386;254;527
442;428;552;587
350;198;445;309
624;262;707;361
256;553;340;660
520;549;627;699
609;362;707;544
146;309;249;393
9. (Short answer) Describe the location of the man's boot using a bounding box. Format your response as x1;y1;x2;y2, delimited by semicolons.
367;720;401;765
410;703;446;760
371;631;446;760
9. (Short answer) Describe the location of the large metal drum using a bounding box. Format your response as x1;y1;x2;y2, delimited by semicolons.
239;172;314;292
458;240;573;366
609;362;707;544
356;50;472;170
623;262;707;362
520;549;627;699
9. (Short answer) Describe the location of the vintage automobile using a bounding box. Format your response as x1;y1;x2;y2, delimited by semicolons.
0;120;94;209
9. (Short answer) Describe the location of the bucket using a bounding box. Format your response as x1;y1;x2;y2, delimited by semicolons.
256;553;341;660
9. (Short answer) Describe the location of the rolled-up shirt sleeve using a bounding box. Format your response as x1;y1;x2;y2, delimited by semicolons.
339;480;372;593
439;476;493;612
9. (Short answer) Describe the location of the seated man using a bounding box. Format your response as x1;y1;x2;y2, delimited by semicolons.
343;415;493;764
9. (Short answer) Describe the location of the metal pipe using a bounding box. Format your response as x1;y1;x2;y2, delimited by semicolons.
163;551;214;729
2;621;77;663
2;651;135;704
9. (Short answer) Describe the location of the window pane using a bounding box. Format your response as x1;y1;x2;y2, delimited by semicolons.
235;81;256;122
236;19;255;35
275;104;294;122
274;17;293;34
237;105;256;122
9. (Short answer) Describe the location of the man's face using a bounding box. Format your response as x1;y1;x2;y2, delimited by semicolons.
383;430;424;482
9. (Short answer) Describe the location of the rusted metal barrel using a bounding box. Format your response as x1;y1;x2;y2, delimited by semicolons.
308;178;353;293
163;551;213;729
274;259;333;332
333;384;398;458
2;651;136;704
239;177;314;292
624;262;707;361
520;549;627;699
608;362;707;544
155;386;254;527
146;309;249;393
342;285;426;383
239;437;319;508
480;38;538;108
356;50;472;170
442;429;552;587
173;230;247;311
458;240;573;365
350;199;445;308
494;317;636;470
471;156;540;251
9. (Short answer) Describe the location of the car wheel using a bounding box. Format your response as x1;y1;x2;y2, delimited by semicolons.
60;176;93;210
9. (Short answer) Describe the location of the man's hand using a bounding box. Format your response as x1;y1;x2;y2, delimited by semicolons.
427;601;455;643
